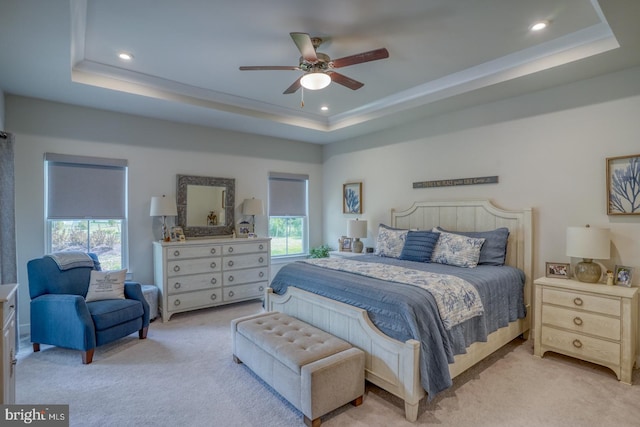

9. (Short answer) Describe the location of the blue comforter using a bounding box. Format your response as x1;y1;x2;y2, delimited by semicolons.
269;255;526;399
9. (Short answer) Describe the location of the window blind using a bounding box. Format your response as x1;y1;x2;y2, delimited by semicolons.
268;172;308;217
45;153;128;219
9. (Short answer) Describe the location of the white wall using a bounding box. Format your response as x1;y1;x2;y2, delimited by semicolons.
7;96;323;333
323;66;640;282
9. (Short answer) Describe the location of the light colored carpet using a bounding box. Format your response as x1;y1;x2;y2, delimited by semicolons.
16;300;640;426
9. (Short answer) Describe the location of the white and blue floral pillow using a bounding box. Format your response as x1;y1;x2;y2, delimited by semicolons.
374;224;408;258
430;229;485;268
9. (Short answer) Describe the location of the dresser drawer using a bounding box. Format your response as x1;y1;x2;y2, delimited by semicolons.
167;273;222;295
168;258;222;276
542;288;620;316
222;282;267;302
224;267;269;285
223;241;268;256
168;288;222;312
167;245;222;259
2;291;16;325
541;326;620;366
223;254;268;270
541;304;620;340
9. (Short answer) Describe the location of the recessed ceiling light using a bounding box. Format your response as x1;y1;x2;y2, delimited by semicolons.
320;106;329;111
118;52;133;61
530;21;548;32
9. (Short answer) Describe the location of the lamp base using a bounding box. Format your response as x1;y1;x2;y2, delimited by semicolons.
574;258;602;283
352;238;364;253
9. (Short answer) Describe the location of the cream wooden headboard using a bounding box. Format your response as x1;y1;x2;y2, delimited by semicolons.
391;200;533;306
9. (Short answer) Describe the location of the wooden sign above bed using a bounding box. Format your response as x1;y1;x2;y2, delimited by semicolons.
413;175;498;189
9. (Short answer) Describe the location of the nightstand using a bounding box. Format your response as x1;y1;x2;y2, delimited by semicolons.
328;251;365;259
534;276;638;384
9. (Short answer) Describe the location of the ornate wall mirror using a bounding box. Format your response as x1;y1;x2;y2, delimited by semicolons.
176;174;235;238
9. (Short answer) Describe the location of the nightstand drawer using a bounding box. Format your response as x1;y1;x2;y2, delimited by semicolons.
541;305;620;340
542;288;620;316
541;326;620;366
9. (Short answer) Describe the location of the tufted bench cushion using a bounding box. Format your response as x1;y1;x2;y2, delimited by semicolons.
231;312;364;427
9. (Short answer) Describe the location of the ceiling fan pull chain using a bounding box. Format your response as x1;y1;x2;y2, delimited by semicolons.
301;87;304;108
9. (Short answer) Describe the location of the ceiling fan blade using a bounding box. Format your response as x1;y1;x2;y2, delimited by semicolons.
283;76;302;94
239;66;300;71
290;32;318;62
330;72;364;90
331;48;389;68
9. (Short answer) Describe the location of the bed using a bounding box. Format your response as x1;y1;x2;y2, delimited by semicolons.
266;200;532;422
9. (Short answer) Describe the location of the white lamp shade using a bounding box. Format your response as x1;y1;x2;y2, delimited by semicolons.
566;226;610;260
300;72;331;90
347;219;367;239
150;196;177;217
242;198;264;216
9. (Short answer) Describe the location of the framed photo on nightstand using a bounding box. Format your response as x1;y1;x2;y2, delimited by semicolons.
614;265;634;287
545;262;570;279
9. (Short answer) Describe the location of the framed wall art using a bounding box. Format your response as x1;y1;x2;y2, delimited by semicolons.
343;182;362;214
607;154;640;215
545;262;570;279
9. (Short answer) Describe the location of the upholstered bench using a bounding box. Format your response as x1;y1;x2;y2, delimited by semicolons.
231;312;364;427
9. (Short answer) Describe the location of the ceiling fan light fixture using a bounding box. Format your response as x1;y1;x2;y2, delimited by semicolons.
300;72;331;90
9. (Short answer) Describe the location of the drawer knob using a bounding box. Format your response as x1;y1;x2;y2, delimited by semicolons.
210;293;217;301
573;297;583;306
259;271;264;278
228;290;235;297
228;275;234;282
259;244;264;250
228;247;234;253
210;248;216;255
211;277;217;285
173;265;181;272
174;299;181;306
259;286;264;292
573;317;583;326
258;257;264;263
173;250;180;257
210;262;217;269
228;260;234;267
174;282;181;289
572;339;583;349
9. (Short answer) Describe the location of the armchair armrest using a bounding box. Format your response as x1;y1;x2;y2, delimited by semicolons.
124;281;150;327
30;294;96;351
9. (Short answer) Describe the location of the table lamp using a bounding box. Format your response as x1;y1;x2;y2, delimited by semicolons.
566;225;610;283
242;198;264;236
150;195;177;242
347;219;367;253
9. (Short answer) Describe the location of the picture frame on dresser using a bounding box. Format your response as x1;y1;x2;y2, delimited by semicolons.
614;265;633;287
545;262;570;279
606;154;640;215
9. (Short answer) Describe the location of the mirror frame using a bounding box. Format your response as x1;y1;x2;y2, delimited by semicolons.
176;174;235;238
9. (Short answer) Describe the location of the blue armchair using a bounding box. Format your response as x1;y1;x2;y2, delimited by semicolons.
27;253;150;364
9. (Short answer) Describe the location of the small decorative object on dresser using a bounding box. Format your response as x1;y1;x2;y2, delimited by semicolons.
565;225;610;283
545;262;570;279
614;265;633;287
150;195;178;242
534;276;638;384
343;182;362;214
338;236;352;252
347;219;367;253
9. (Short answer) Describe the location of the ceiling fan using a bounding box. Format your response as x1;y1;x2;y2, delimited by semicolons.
239;32;389;94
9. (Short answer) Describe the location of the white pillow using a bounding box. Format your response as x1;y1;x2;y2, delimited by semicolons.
86;269;127;302
430;229;485;268
374;224;408;258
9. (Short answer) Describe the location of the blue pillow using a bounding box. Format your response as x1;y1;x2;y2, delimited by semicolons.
435;227;509;266
399;231;440;262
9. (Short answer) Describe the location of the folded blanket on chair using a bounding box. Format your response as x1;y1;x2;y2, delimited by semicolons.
46;252;95;270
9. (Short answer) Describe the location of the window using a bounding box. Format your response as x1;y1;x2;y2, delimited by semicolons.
268;172;309;257
45;153;128;270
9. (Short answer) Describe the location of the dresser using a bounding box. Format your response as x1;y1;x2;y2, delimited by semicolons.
1;284;18;404
534;277;638;384
153;238;270;322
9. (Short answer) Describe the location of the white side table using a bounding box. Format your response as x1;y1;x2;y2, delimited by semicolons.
329;251;365;259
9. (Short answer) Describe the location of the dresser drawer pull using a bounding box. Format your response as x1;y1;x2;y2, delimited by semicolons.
210;277;217;285
228;291;235;297
210;262;217;269
173;282;181;290
228;275;234;282
259;271;264;278
259;244;264;250
573;297;583;306
174;299;181;306
258;257;264;263
573;317;583;326
228;247;234;253
173;250;180;257
210;247;217;255
572;339;583;349
228;260;234;267
259;286;264;292
173;265;181;273
210;293;217;301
